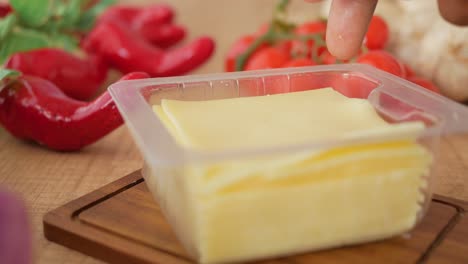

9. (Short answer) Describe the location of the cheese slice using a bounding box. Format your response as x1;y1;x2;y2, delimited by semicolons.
146;88;432;264
154;88;423;151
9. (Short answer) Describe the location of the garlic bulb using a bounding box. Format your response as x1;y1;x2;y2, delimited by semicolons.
421;20;468;101
389;1;468;101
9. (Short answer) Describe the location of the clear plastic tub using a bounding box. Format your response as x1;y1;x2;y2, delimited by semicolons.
109;64;468;264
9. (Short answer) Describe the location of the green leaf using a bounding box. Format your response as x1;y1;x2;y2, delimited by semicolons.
10;0;53;27
0;14;17;41
53;0;82;31
38;19;60;34
76;0;116;31
49;33;79;51
0;0;115;63
0;27;51;63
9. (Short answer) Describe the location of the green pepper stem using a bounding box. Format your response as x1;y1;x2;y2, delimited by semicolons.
277;0;290;12
234;30;273;71
0;68;21;92
235;0;292;71
234;31;326;71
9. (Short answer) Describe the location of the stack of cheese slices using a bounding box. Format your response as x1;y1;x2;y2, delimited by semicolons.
150;88;432;264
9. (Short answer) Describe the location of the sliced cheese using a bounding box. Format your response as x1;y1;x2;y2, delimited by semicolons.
146;88;432;264
200;168;427;263
154;88;424;151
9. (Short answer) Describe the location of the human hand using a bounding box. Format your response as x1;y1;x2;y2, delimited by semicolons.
437;0;468;26
307;0;377;60
308;0;468;60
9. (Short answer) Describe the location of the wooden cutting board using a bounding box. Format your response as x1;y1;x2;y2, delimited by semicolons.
43;170;468;264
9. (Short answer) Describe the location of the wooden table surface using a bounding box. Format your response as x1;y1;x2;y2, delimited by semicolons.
0;1;467;263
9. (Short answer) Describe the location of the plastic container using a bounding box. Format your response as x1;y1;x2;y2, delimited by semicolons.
109;64;468;264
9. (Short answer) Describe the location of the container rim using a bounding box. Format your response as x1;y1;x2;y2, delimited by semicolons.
109;64;468;167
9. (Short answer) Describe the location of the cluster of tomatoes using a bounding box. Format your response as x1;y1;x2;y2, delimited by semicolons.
225;16;440;94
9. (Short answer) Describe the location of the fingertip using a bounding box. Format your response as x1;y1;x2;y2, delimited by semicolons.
325;0;377;60
326;31;361;60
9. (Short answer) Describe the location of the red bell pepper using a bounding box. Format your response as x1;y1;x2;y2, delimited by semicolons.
0;71;149;151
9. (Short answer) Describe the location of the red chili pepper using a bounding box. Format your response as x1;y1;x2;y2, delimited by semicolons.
98;5;141;23
0;3;12;18
82;20;215;77
0;71;149;151
5;48;108;101
133;5;186;48
98;5;186;48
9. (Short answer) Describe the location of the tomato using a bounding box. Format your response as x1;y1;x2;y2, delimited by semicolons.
294;21;327;42
403;64;415;78
317;49;354;65
274;40;293;58
225;35;257;72
407;76;441;94
364;16;389;50
244;47;290;70
332;74;377;99
318;50;338;64
291;21;327;58
357;50;406;78
282;58;316;67
255;23;271;36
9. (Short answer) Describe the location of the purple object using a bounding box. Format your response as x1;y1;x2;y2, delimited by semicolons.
0;188;31;264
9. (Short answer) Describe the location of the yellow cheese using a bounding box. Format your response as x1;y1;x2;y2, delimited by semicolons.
155;88;422;151
146;88;432;264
